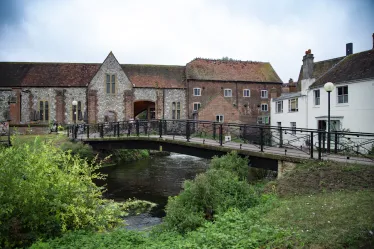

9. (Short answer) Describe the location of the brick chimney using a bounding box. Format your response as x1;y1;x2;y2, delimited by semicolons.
302;49;314;79
346;43;353;55
270;87;278;99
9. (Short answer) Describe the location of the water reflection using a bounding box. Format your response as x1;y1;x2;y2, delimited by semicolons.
97;153;210;217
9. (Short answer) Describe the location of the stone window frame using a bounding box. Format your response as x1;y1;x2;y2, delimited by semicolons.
193;102;201;111
216;114;224;123
193;88;201;96
261;90;268;99
337;85;348;104
39;100;49;122
224;88;232;97
276;100;283;113
105;74;116;94
314;89;320;106
243;89;250;97
288;98;298;112
261;103;268;112
172;101;181;119
71;101;83;123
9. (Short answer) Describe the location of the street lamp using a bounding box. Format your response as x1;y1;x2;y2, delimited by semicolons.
72;100;78;124
324;82;335;153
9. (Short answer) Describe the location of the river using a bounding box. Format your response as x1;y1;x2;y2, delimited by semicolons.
97;153;210;229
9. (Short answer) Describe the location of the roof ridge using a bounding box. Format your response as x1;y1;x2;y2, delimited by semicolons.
121;64;185;67
189;57;268;64
0;61;101;65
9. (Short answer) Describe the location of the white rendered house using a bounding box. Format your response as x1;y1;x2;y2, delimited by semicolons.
271;40;374;134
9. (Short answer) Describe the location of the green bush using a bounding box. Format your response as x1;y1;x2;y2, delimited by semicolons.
0;137;124;248
110;149;149;163
60;140;96;162
162;151;259;233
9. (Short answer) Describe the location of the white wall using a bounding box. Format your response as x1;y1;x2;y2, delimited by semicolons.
307;79;374;133
270;95;307;129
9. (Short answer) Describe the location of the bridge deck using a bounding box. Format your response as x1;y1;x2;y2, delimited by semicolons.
75;133;374;166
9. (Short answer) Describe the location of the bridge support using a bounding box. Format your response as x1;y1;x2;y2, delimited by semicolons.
277;160;297;179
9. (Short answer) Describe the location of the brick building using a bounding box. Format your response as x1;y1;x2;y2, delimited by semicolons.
0;52;282;125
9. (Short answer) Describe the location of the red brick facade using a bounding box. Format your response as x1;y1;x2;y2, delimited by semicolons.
198;95;240;123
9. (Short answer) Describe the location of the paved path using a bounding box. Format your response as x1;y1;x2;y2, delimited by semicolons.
74;133;374;166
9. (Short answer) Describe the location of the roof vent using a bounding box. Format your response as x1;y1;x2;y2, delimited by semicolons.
346;43;353;56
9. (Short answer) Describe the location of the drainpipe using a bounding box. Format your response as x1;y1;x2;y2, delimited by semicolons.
235;82;238;108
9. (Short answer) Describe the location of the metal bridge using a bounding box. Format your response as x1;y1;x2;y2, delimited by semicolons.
67;119;374;169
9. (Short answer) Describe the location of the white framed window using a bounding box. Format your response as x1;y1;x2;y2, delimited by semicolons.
261;103;268;112
193;102;201;111
106;74;116;94
290;122;296;135
314;90;320;106
216;114;224;123
224;89;232;97
193;88;201;96
276;101;283;113
261;90;268;98
288;98;298;112
337;85;348;104
243;89;250;97
257;116;269;124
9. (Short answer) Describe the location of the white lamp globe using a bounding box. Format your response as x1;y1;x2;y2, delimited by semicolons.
324;82;335;92
72;100;78;106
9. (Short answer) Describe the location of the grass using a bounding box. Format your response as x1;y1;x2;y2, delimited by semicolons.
11;134;69;147
263;190;374;248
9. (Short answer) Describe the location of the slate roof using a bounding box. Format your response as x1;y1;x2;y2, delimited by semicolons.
273;92;304;101
0;62;101;87
121;64;186;88
310;49;374;88
186;58;283;83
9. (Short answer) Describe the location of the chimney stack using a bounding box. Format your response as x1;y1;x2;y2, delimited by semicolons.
302;49;314;80
346;43;353;56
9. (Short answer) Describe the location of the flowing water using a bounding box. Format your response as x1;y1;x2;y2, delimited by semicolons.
97;153;210;229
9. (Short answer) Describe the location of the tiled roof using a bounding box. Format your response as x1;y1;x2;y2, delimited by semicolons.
297;56;345;84
311;50;374;88
0;62;100;87
186;58;283;83
121;64;186;88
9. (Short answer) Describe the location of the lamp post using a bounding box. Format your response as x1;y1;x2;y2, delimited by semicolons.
72;100;77;124
324;82;335;153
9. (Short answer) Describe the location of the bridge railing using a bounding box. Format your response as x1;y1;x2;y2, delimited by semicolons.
67;119;374;162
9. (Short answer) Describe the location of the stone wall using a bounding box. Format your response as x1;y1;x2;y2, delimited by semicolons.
134;88;157;102
88;52;132;122
163;89;187;119
0;90;14;121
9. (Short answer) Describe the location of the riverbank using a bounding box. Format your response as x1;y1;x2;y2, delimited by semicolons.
30;157;374;248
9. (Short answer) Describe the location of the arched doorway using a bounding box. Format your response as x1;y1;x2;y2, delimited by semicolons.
134;101;155;120
104;110;117;122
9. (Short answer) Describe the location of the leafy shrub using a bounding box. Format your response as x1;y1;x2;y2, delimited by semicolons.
60;140;96;162
163;151;260;233
0;137;124;248
110;149;149;163
57;125;64;131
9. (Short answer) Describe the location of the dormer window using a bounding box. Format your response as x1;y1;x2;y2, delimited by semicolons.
106;74;116;94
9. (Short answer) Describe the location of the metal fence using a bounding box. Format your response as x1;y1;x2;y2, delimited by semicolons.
67;119;374;162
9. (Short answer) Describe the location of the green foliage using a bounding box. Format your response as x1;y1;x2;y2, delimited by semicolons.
0;137;124;248
162;151;259;233
57;125;64;131
210;151;249;180
110;149;149;163
60;140;96;162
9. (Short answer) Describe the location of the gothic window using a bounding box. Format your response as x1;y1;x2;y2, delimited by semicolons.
106;74;116;94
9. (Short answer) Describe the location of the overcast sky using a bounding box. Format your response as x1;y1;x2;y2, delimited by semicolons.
0;0;373;82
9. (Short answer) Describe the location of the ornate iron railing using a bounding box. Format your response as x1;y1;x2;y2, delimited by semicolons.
67;119;374;162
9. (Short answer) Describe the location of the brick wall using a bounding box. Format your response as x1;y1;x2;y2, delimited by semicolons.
188;80;282;124
88;90;97;123
198;95;239;123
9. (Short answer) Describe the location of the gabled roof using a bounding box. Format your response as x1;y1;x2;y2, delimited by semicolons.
121;64;186;88
0;62;100;87
186;58;283;83
311;49;374;88
297;56;345;84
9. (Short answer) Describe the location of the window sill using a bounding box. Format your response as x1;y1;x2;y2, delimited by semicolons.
224;96;232;98
193;95;201;97
275;112;283;114
288;111;299;113
336;103;349;107
313;105;320;108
